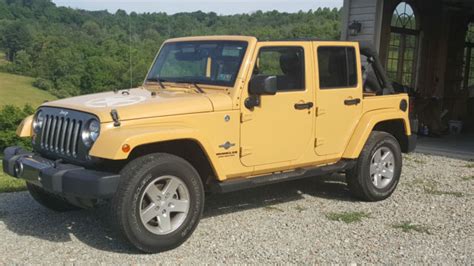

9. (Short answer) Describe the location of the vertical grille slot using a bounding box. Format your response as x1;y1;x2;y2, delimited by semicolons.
54;117;63;152
43;115;53;150
71;120;82;157
60;118;68;154
40;115;49;148
49;116;58;151
65;119;74;156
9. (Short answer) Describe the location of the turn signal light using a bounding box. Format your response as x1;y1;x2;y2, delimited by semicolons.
122;144;131;153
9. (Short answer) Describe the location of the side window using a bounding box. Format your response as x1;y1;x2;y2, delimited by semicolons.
318;46;358;89
253;46;305;91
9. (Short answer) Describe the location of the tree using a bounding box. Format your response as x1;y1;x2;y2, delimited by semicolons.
1;21;32;61
12;50;32;73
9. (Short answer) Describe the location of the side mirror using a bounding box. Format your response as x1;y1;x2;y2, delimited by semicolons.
249;75;277;95
245;75;278;109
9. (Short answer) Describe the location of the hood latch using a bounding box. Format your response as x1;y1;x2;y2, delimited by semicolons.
110;109;121;127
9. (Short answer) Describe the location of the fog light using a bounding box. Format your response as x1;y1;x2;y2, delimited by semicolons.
13;161;24;178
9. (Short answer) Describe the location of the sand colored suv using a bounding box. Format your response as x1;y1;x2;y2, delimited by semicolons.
3;36;416;253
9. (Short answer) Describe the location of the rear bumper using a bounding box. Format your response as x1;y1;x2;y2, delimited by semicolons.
406;134;417;153
2;147;120;199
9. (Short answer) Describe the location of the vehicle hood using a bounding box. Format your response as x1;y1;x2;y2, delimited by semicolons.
42;88;232;123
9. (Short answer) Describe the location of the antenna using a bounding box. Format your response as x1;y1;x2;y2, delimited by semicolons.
129;13;133;91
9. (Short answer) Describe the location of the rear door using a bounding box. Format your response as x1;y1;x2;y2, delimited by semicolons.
314;43;363;156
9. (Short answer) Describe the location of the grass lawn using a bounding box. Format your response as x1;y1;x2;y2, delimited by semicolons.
0;72;56;106
0;158;26;193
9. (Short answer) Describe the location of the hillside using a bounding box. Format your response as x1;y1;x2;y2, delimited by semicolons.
0;0;340;98
0;72;56;106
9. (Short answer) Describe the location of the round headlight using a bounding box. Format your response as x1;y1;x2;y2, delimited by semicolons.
82;119;100;147
33;110;44;133
89;120;100;142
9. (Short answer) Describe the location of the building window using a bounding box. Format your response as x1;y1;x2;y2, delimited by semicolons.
386;2;419;87
463;23;474;89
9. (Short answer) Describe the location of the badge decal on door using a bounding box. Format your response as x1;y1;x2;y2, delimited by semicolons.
219;141;235;150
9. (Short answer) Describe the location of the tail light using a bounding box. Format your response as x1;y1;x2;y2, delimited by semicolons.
409;97;415;114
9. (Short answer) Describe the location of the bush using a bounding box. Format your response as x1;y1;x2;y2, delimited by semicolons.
33;78;54;91
0;104;34;151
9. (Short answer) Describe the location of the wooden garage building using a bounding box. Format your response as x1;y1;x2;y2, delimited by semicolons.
341;0;474;135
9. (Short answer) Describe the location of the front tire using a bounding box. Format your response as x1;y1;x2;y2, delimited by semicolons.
111;153;204;253
346;131;402;201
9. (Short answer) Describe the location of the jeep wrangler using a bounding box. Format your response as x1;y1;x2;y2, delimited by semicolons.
3;36;416;253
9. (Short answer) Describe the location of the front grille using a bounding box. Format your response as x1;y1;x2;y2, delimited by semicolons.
40;115;82;157
33;107;98;163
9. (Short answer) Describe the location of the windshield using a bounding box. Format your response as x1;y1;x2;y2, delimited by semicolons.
146;41;248;87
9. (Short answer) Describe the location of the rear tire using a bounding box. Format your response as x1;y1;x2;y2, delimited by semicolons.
26;183;81;212
346;131;402;201
111;153;204;253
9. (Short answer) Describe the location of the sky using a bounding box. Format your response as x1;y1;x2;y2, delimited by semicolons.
52;0;343;15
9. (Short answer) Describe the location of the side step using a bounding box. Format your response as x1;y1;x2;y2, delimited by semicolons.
210;160;356;193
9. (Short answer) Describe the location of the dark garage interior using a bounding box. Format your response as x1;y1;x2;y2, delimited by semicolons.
341;0;474;159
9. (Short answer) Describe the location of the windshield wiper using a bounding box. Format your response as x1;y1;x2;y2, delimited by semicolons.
163;80;205;94
192;82;205;93
146;77;166;89
148;79;205;93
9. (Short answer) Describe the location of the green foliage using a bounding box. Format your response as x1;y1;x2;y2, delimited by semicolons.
0;104;34;151
0;21;32;61
424;187;464;197
392;221;431;234
466;23;474;43
0;1;341;98
32;77;53;91
326;211;370;223
9;49;32;73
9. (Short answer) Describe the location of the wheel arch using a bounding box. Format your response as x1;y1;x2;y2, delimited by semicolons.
128;139;219;189
343;111;411;159
373;119;411;153
89;125;226;182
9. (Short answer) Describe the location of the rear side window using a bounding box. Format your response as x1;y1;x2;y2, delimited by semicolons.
317;47;358;89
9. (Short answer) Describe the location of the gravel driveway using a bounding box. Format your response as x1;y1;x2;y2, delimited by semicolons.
0;153;472;264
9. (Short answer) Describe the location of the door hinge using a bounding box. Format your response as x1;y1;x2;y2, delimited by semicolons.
314;138;325;147
316;107;326;117
240;147;253;157
241;113;253;123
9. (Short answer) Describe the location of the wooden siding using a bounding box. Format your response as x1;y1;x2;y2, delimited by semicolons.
342;0;382;50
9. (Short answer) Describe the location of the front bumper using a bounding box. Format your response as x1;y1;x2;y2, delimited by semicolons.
2;147;120;199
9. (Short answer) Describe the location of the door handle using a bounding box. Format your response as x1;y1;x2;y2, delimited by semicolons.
294;102;314;110
344;98;361;106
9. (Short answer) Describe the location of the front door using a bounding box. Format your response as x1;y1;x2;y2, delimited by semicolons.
240;43;314;167
314;44;363;156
